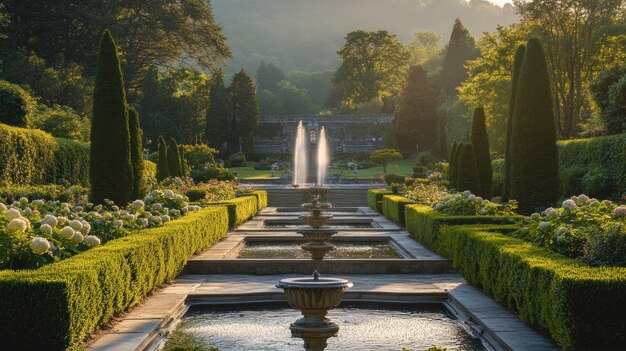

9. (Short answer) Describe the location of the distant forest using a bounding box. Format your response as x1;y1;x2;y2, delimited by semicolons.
213;0;518;75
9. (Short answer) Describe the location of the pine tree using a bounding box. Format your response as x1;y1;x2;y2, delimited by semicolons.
90;30;133;205
470;107;493;198
503;45;526;201
167;138;182;178
156;136;169;181
509;38;559;213
128;107;145;199
456;143;481;195
205;70;230;148
138;65;162;146
255;62;285;92
448;142;458;186
440;19;478;96
393;65;439;153
229;69;260;154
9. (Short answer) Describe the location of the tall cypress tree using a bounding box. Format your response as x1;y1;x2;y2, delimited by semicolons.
456;143;481;195
448;142;458;187
205;70;231;148
440;19;478;96
503;45;526;201
393;65;439;153
156;136;169;181
167;138;182;178
470;107;493;198
509;38;559;213
128;107;145;199
90;30;133;205
229;69;260;154
178;145;187;177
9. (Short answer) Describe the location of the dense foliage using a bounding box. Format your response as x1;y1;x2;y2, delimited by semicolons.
440;19;478;96
590;64;626;134
470;107;493;198
503;44;525;200
0;80;33;127
369;149;403;174
229;70;259;153
455;143;481;195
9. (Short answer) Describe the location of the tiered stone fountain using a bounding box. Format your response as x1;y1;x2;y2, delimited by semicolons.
276;271;353;351
298;187;337;260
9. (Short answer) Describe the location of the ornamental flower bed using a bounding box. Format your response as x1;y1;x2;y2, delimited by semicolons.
0;189;201;270
513;194;626;267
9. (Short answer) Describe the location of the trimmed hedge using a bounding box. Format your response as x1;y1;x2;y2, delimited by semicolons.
367;188;392;212
381;195;415;225
213;195;258;228
0;206;229;351
238;190;268;212
404;204;518;253
439;225;626;350
0;124;89;186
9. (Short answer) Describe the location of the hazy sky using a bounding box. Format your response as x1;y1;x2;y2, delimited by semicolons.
485;0;513;6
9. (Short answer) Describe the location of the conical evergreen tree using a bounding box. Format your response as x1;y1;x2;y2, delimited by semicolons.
441;19;478;96
205;70;231;148
156;136;169;181
178;145;187;177
128;107;145;199
393;65;439;153
90;30;133;205
503;45;525;201
167;138;182;178
470;107;493;198
456;143;481;195
229;69;259;154
448;142;458;186
509;38;559;213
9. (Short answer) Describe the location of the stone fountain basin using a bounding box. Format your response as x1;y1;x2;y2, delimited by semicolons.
297;229;337;242
263;217;375;228
277;277;353;311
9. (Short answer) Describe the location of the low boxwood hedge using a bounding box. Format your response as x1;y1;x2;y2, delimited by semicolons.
440;225;626;350
213;195;258;228
381;194;415;225
367;188;392;212
238;190;268;212
0;206;229;351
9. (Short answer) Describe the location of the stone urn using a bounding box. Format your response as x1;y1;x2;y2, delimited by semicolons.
276;273;353;351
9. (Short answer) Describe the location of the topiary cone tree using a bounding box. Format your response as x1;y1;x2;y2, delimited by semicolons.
128;107;145;199
167;138;182;178
156;135;169;181
509;38;559;213
503;44;526;201
448;142;458;187
470;107;493;198
90;30;133;205
456;143;481;195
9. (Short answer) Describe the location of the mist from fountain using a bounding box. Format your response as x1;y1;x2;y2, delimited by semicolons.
316;127;329;186
293;120;308;186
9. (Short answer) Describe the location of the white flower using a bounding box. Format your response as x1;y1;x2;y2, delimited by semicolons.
162;208;169;215
468;195;476;201
59;226;76;239
32;199;45;207
181;202;189;208
175;194;184;201
83;235;101;247
81;221;91;234
0;203;7;213
131;200;145;210
103;213;113;220
56;216;68;225
19;197;28;204
613;206;626;218
30;237;51;255
463;190;472;196
142;211;152;218
111;205;119;211
137;218;149;227
538;221;550;230
144;194;155;203
39;223;53;235
94;204;103;211
61;202;69;209
152;203;162;210
479;208;488;215
165;190;175;197
589;199;600;206
5;208;21;220
454;194;462;200
577;194;589;203
556;227;568;236
434;203;443;210
7;218;28;233
23;207;32;216
161;215;170;222
69;220;83;231
151;216;162;225
126;214;136;221
530;213;541;219
112;220;124;228
71;231;84;244
543;208;559;217
602;200;613;207
73;206;83;212
562;199;577;210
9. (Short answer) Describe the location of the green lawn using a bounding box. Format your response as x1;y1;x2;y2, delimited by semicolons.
228;159;415;180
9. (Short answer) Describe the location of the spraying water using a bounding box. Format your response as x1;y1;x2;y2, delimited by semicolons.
317;127;329;186
293;120;308;186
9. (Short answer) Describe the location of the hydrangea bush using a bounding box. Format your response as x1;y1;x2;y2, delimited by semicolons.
432;190;518;216
513;194;626;266
0;189;201;270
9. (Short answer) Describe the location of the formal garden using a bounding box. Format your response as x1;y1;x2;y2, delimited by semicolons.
1;0;626;350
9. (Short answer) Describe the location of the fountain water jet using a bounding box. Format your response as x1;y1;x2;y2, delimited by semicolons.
316;127;329;186
293;120;308;187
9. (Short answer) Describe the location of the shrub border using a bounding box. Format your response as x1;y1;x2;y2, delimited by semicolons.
367;188;392;212
381;194;415;225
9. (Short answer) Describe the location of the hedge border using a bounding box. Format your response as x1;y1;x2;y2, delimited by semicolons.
0;206;229;350
367;188;392;212
381;194;415;225
238;190;268;212
213;195;258;228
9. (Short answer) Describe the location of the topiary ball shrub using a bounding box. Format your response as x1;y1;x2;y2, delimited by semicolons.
384;173;405;185
229;152;247;167
0;80;34;127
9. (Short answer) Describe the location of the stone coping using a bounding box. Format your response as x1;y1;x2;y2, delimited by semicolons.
235;214;401;232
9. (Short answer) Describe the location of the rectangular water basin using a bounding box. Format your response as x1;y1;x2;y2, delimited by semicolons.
263;217;378;229
162;302;487;351
238;240;402;259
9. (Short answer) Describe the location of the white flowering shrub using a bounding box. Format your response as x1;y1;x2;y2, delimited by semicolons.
0;188;202;270
514;194;626;266
431;190;518;216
